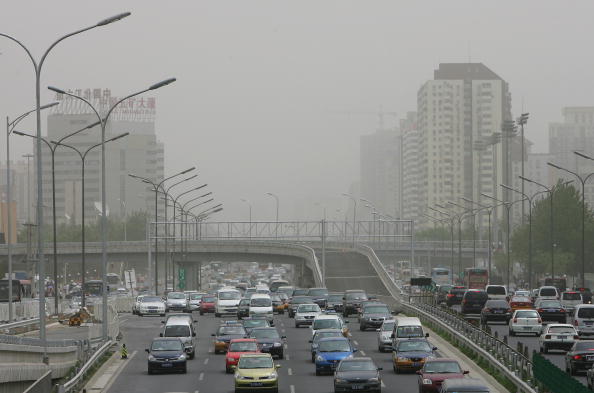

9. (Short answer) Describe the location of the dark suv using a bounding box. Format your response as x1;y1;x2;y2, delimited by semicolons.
307;288;329;309
480;299;512;324
359;303;391;331
461;289;488;314
342;290;368;317
446;286;467;307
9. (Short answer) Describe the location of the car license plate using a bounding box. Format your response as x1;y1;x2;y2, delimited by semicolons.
351;385;364;390
523;326;532;329
587;355;594;361
558;336;567;339
162;363;172;367
250;383;263;387
495;310;503;313
546;309;555;312
585;321;593;326
413;362;421;367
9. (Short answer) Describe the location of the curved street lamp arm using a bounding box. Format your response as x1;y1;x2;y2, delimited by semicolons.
51;141;83;160
166;174;198;194
182;192;213;210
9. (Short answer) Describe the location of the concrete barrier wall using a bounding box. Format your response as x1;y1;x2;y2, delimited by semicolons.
0;301;44;323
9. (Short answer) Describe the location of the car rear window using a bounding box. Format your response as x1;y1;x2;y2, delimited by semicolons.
578;307;594;319
485;300;508;308
548;326;575;334
516;310;539;318
562;292;581;300
540;288;557;296
465;291;487;299
487;286;506;295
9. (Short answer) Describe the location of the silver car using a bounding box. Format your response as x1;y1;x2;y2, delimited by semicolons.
376;319;395;352
187;292;205;312
138;296;166;317
166;292;188;312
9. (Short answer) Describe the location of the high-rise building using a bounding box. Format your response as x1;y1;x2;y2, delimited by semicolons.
401;112;421;220
417;63;514;227
360;125;402;218
38;88;164;226
0;159;33;228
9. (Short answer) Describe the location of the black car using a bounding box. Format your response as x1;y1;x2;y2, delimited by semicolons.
211;324;248;354
288;296;314;318
460;290;488;314
242;317;270;334
480;300;512;324
343;290;368;317
249;327;286;359
237;298;250;320
334;357;382;393
435;285;453;305
565;340;594;375
446;286;467;307
576;287;593;304
359;303;392;331
146;337;187;374
326;293;345;313
536;299;567;323
307;287;329;309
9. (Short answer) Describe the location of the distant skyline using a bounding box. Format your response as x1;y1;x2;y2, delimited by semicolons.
2;1;593;221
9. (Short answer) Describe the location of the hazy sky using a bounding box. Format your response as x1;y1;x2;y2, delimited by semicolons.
2;1;593;221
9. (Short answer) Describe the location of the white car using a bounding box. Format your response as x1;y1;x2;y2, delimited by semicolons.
187;292;205;311
560;291;583;312
514;290;530;297
166;292;188;312
311;314;348;337
572;304;594;336
508;309;542;337
376;319;396;352
132;295;147;315
294;303;322;327
538;324;578;354
137;295;166;317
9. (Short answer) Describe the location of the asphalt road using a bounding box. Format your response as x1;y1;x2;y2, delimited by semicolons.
451;305;589;386
106;311;438;393
323;250;391;296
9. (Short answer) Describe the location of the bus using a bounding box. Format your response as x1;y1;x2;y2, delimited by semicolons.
543;277;567;292
0;280;23;302
431;267;451;286
463;268;489;290
82;280;104;297
106;273;121;292
269;280;290;293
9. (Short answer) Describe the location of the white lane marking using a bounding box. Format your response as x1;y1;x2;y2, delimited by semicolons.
288;367;293;375
282;329;286;333
360;350;366;356
381;381;386;388
290;385;295;393
281;322;285;327
285;354;290;360
204;358;209;365
104;350;137;393
199;372;204;381
284;344;288;349
195;391;199;393
353;340;359;345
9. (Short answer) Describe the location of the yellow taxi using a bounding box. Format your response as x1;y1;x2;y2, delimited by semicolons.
212;323;248;354
392;338;436;373
233;353;280;393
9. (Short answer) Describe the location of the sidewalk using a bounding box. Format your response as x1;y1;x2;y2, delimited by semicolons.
82;346;136;393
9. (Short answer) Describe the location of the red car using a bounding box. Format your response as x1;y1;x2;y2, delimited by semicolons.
200;296;216;315
417;358;468;393
225;338;260;373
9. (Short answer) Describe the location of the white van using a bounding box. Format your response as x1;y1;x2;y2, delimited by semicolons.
536;286;559;301
249;293;274;325
390;316;427;345
215;287;242;317
160;317;196;359
560;291;583;312
485;285;508;301
572;304;594;336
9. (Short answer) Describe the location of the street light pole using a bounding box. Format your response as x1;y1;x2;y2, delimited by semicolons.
517;113;529;226
449;201;477;268
428;206;456;281
342;193;357;247
265;192;279;238
424;213;454;284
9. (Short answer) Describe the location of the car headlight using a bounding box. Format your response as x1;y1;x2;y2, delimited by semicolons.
273;342;282;347
312;344;318;349
148;355;156;361
345;354;354;359
178;354;187;360
335;378;347;384
316;355;325;362
396;357;408;362
422;378;433;385
267;372;278;379
368;377;379;382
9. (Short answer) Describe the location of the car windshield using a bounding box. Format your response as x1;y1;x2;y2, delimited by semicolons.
382;322;395;331
238;356;273;369
346;292;368;301
251;298;272;307
168;293;185;299
229;341;258;352
219;292;241;300
396;325;424;338
318;340;351;352
190;294;203;300
293;289;308;296
314;331;343;341
313;319;341;330
423;361;462;374
218;326;246;335
364;306;390;314
540;301;561;308
142;297;162;303
308;289;329;296
298;304;321;313
164;325;190;337
151;340;183;351
327;295;344;302
575;342;594;351
244;320;268;328
563;293;582;300
398;340;432;352
203;297;216;302
540;288;557;296
251;329;280;339
487;286;506;295
516;311;539;318
240;299;250;306
578;308;594;318
548;326;575;334
337;360;376;372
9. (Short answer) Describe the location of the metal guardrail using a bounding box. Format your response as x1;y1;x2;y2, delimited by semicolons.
402;300;536;393
0;317;40;332
57;339;114;393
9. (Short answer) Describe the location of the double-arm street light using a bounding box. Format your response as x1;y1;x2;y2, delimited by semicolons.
428;206;458;279
548;157;594;288
14;120;100;313
517;113;530;224
240;198;253;238
265;192;280;238
5;103;59;321
448;201;477;267
342;193;357;246
424;212;455;283
129;167;195;294
53;133;129;307
1;11;131;358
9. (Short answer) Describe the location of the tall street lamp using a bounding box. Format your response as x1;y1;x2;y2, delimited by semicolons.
449;201;477;267
436;203;472;278
50;76;175;341
1;12;131;357
265;192;279;238
129;166;195;294
13;119;100;313
424;212;455;284
342;193;357;246
5;102;59;321
517;113;529;225
547;160;594;288
52;132;129;308
240;198;252;238
428;206;457;280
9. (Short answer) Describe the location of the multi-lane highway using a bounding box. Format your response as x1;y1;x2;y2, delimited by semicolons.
107;311;428;393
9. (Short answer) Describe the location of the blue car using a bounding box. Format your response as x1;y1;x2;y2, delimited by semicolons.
314;337;356;375
309;329;345;363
